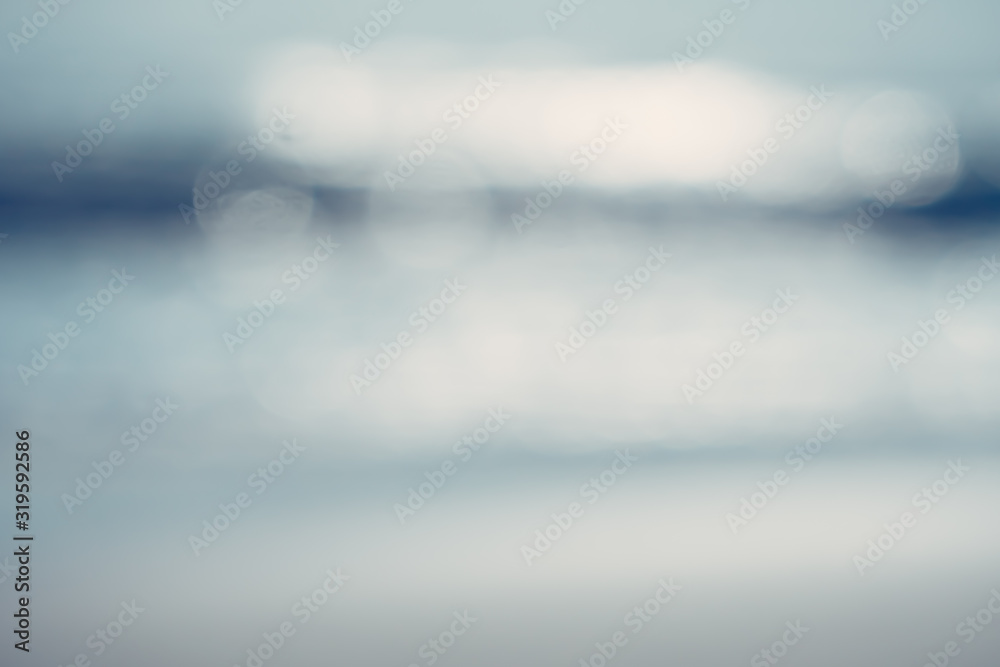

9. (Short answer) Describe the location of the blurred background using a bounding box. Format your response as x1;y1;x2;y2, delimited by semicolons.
1;0;999;665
